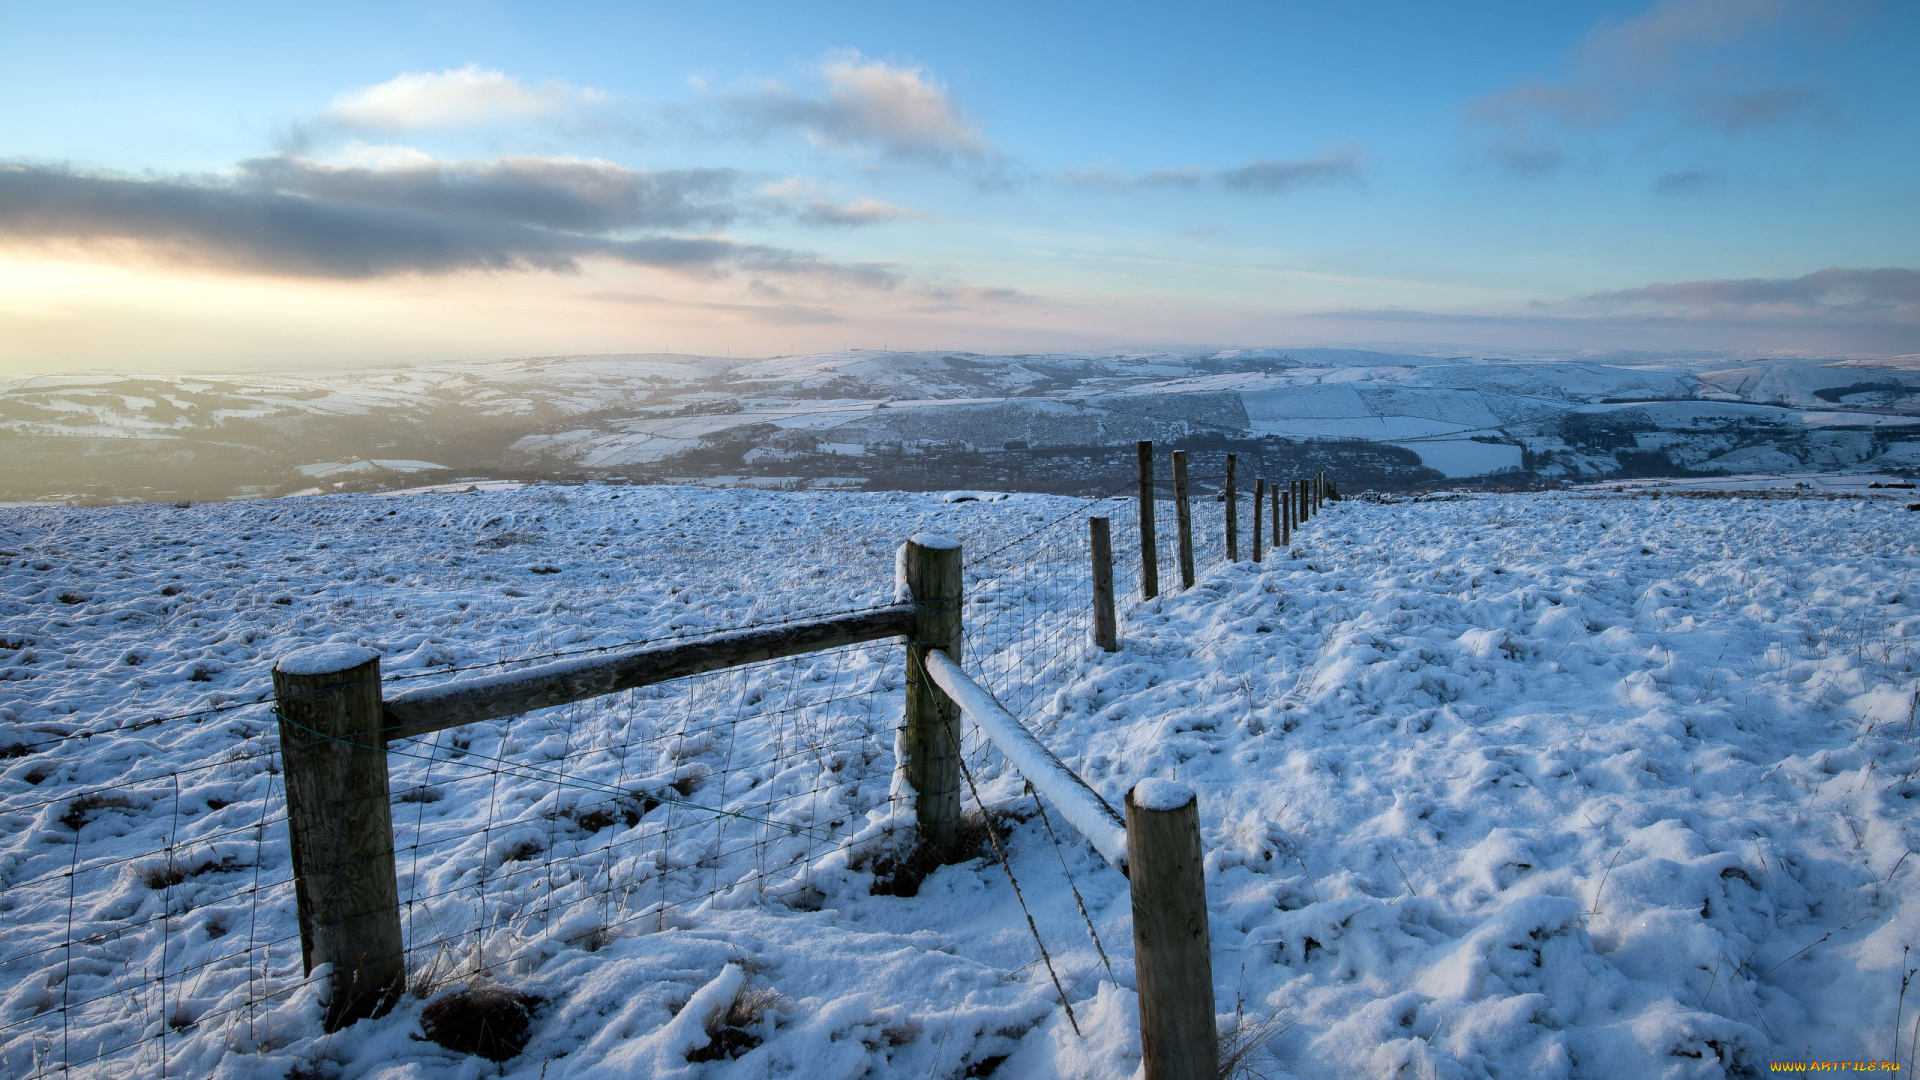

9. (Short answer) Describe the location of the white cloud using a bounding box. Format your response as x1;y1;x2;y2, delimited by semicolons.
727;53;989;165
815;54;986;159
327;64;609;129
329;141;441;170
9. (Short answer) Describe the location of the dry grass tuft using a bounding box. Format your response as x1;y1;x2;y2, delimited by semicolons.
687;982;786;1063
136;854;244;889
1218;1008;1295;1080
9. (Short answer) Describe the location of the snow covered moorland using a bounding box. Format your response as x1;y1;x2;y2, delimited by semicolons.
1;484;1917;1078
8;349;1919;504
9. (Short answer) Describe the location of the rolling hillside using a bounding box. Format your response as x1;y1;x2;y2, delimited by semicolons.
5;350;1918;504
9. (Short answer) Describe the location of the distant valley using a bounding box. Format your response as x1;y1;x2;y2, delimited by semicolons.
4;348;1918;503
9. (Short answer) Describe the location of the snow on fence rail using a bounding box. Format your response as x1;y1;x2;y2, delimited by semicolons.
0;446;1339;1079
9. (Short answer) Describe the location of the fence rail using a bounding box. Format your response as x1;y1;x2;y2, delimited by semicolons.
923;649;1128;871
380;603;915;740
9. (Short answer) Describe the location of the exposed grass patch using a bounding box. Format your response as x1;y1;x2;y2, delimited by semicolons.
419;986;542;1062
137;854;247;889
860;808;1015;898
60;793;137;832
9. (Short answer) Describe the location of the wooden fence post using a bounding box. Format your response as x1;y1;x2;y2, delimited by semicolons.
1298;478;1310;524
1127;780;1217;1080
1251;478;1265;562
1137;441;1159;601
273;645;404;1031
1172;451;1195;590
903;534;963;850
1223;454;1239;563
1279;478;1291;547
1090;517;1118;652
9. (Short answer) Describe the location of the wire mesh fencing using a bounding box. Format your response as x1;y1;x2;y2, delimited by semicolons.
963;466;1277;721
0;714;288;1079
383;640;905;988
0;636;908;1078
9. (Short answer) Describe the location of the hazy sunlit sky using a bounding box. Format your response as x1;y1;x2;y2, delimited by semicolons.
2;0;1915;372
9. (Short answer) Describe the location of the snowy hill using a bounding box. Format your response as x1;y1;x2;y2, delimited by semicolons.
2;484;1916;1076
4;348;1919;505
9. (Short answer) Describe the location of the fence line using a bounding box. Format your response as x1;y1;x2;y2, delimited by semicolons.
1;447;1341;1079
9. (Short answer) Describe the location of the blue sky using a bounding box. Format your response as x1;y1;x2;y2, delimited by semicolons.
1;0;1915;370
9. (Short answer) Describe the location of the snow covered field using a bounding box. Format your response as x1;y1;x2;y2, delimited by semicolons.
2;485;1917;1078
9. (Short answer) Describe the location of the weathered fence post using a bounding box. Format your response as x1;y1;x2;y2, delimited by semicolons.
1090;517;1118;652
1251;478;1265;562
1172;451;1195;590
1223;453;1239;563
1127;780;1217;1080
1137;441;1159;600
1298;478;1310;524
903;534;963;850
1317;471;1326;510
1279;478;1291;547
273;645;404;1031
